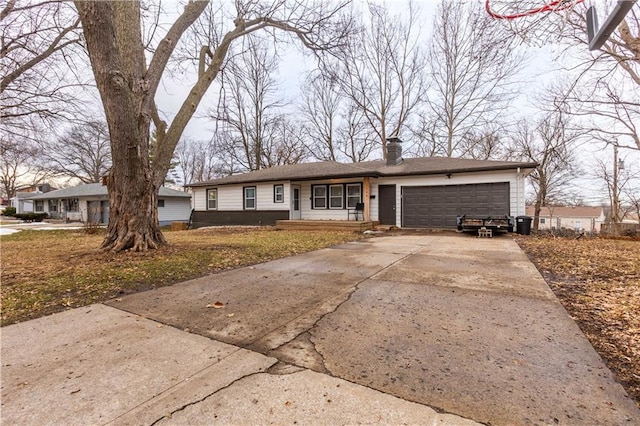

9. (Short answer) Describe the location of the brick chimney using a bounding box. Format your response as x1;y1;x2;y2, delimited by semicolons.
386;136;403;166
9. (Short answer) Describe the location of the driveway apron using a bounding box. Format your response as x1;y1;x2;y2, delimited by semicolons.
107;234;640;425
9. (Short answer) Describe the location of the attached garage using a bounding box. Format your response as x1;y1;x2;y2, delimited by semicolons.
188;138;537;229
402;182;510;228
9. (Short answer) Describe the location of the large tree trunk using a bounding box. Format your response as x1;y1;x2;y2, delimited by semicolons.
102;172;165;251
76;1;165;251
75;0;349;251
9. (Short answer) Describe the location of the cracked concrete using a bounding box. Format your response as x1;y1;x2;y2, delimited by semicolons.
153;369;479;426
270;331;330;373
3;235;640;425
0;304;276;426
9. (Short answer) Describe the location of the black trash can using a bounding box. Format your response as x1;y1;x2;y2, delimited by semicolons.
516;216;532;235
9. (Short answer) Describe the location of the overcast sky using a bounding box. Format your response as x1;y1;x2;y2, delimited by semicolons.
122;1;640;205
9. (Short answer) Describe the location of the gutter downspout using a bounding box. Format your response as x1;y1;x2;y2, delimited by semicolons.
517;167;521;216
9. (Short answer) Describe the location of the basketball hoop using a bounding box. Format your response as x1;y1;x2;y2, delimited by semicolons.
486;0;638;49
485;0;586;44
485;0;585;19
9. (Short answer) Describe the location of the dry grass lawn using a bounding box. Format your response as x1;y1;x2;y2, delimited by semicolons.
1;227;363;326
517;235;640;408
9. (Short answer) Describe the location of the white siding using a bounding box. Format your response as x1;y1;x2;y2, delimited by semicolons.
194;182;290;212
257;182;289;210
193;187;208;211
299;178;364;220
191;168;529;226
79;199;89;222
218;186;244;210
538;215;603;233
158;198;192;224
371;169;527;227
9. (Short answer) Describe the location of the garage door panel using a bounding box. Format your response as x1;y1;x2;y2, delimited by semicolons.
402;183;510;228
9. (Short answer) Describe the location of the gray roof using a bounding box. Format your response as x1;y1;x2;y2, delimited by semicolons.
27;183;191;200
187;157;539;187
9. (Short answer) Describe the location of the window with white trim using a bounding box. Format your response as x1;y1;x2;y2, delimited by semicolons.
329;184;343;209
207;189;217;210
157;199;165;208
312;185;326;209
244;186;256;210
274;184;284;203
346;183;362;208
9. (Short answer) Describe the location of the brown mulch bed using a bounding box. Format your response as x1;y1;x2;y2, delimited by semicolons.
517;235;640;408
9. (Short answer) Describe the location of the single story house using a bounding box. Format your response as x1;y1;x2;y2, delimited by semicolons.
187;139;537;229
27;183;192;226
525;206;606;233
11;183;58;213
12;192;35;214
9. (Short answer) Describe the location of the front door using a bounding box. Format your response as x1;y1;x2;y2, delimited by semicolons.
291;185;301;219
378;185;396;225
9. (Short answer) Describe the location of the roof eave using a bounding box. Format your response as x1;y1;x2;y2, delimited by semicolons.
186;171;380;187
377;163;539;178
186;162;539;187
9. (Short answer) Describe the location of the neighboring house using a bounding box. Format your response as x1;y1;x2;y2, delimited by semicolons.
12;192;35;213
15;183;57;194
27;183;192;226
11;183;57;213
525;206;606;233
187;139;537;229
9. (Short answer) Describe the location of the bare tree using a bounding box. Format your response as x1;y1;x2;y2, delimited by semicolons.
594;145;640;223
174;138;223;186
624;186;640;224
209;36;297;172
509;112;581;230
552;74;640;151
539;5;640;151
457;127;508;161
300;69;376;162
563;4;640;85
263;117;307;167
0;137;46;200
74;0;352;252
336;100;377;162
1;0;84;135
326;1;426;159
42;121;111;183
419;1;524;158
300;71;341;161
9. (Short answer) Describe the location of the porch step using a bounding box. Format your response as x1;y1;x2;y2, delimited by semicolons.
275;220;374;232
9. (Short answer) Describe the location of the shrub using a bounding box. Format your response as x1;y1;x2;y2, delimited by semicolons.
83;220;102;234
14;212;48;222
2;206;16;216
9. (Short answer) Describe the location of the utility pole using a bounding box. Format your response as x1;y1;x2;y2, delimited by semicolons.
612;145;620;224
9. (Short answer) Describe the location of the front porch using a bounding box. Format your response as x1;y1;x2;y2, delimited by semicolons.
275;220;376;232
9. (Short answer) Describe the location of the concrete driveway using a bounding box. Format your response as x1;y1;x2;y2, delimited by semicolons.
2;234;639;425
